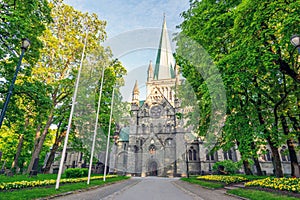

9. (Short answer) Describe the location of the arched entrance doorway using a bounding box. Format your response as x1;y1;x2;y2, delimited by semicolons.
148;161;158;176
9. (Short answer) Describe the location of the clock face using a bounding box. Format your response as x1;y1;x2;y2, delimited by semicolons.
150;105;162;118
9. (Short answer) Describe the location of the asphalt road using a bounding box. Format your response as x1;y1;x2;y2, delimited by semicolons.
53;177;241;200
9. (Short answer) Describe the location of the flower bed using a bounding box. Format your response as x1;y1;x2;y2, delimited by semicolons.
245;177;300;193
0;175;117;191
197;175;248;184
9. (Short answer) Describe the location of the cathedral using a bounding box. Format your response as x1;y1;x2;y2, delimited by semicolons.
109;17;295;177
46;17;295;177
110;17;193;177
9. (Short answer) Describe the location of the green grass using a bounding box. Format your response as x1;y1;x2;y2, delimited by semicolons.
0;176;129;200
228;188;299;200
0;174;60;183
181;177;224;189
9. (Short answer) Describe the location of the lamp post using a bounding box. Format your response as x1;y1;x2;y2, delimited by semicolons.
0;38;30;128
290;34;300;74
290;34;300;53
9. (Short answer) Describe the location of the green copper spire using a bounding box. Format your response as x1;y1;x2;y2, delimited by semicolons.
153;15;175;80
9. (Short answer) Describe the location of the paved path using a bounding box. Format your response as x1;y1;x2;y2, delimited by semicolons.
53;177;242;200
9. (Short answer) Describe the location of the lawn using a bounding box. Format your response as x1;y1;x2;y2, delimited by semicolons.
181;175;300;200
228;188;299;200
0;174;129;200
181;177;224;189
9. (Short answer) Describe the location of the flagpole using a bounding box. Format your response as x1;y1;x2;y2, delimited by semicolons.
103;86;115;181
55;29;88;190
87;65;105;184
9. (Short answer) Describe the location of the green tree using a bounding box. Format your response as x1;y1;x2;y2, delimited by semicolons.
0;0;52;172
229;0;300;177
26;0;107;173
177;0;300;177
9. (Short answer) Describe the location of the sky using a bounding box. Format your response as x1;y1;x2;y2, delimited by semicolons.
64;0;191;101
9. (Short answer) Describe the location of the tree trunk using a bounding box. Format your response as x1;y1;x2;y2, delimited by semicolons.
43;130;66;174
257;111;283;177
11;116;29;172
236;140;253;175
43;118;66;174
11;134;24;171
287;113;300;144
256;106;283;177
252;156;263;176
253;79;283;177
27;111;54;173
286;139;300;177
43;146;57;174
250;141;263;176
267;137;283;177
243;159;253;175
281;114;300;177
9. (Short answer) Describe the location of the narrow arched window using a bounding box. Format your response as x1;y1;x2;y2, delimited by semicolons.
210;153;215;161
206;150;210;161
193;149;197;160
223;151;228;160
266;149;272;161
280;146;289;162
188;150;193;160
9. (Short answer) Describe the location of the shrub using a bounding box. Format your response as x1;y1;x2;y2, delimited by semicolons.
197;175;248;184
64;168;88;178
245;177;300;193
212;160;242;174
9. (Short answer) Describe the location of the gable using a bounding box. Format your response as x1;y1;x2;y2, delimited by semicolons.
138;87;175;118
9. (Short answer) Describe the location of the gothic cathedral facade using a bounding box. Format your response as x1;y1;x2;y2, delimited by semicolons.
110;18;294;177
111;17;195;177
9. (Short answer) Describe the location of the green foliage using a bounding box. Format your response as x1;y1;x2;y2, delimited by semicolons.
64;168;88;178
228;188;299;200
212;160;243;174
0;0;127;175
177;0;300;177
0;0;53;171
0;0;52;66
181;177;224;189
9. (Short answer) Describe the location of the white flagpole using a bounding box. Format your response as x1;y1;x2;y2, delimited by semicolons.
87;65;105;184
55;29;88;190
103;86;115;181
